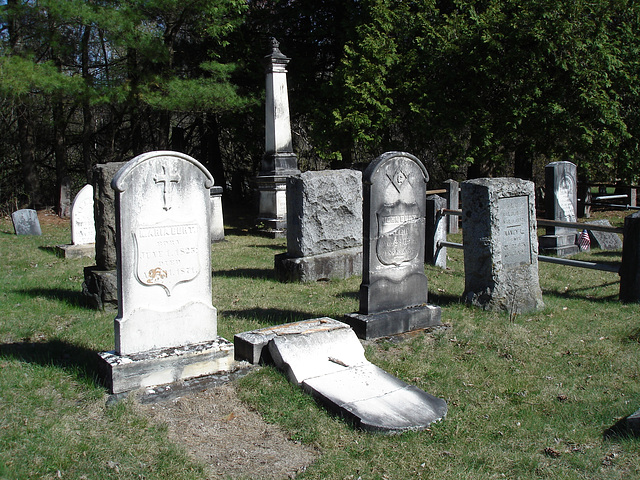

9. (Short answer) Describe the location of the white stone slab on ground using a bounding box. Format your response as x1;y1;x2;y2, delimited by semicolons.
235;317;447;433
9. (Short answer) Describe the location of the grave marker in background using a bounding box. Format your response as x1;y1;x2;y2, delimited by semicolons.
539;161;579;256
99;151;237;394
461;177;544;314
58;176;71;218
55;184;96;259
11;209;41;235
344;152;441;339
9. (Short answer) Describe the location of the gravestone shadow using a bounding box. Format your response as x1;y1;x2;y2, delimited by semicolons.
16;287;93;309
542;280;619;303
221;307;316;326
213;268;274;280
38;245;61;256
0;339;104;388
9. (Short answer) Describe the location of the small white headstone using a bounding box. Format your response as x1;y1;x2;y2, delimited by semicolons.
112;151;217;355
70;184;96;245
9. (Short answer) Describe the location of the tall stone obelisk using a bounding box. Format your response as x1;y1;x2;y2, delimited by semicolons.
255;38;299;237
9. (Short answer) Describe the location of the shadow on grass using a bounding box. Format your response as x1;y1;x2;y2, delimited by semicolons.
15;287;94;309
542;279;620;303
603;411;640;440
0;339;106;389
428;291;463;307
37;245;61;256
213;268;274;280
221;307;319;326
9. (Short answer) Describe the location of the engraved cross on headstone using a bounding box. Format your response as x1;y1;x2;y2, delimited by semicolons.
154;164;180;210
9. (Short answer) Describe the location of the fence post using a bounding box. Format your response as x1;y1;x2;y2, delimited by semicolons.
426;194;447;268
620;211;640;302
443;179;459;234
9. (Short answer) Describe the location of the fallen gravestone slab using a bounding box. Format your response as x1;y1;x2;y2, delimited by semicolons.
235;318;447;433
12;209;42;235
587;219;623;250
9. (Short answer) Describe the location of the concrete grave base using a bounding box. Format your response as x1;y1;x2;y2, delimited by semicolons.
343;304;442;340
55;243;95;260
99;337;243;394
235;317;447;433
274;247;362;282
539;234;579;257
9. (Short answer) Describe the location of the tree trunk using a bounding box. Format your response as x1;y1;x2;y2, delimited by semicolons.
81;24;94;181
513;144;533;180
201;113;226;188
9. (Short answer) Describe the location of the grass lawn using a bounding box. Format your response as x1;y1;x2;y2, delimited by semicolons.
0;208;638;479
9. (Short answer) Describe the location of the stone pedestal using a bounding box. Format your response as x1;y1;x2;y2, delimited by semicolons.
461;178;544;314
539;161;578;256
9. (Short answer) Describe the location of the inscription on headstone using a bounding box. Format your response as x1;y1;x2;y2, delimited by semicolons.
499;196;531;267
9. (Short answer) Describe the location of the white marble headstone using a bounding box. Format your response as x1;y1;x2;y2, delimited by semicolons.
111;151;217;356
70;184;96;245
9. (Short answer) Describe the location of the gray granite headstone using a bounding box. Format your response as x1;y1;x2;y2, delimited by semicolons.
275;169;363;282
11;209;41;235
539;161;579;256
587;219;623;250
235;318;447;433
343;152;441;339
82;162;126;310
461;177;544;314
210;186;225;243
58;176;71;218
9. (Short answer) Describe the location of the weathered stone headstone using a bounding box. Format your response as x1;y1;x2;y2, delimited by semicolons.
343;152;441;339
82;162;125;310
461;177;544;314
55;184;96;259
425;194;447;268
539;161;579;256
275;169;363;282
58;176;71;218
210;186;225;243
11;209;41;235
235;318;447;433
587;219;623;250
619;210;640;303
443;179;459;234
255;38;300;237
99;151;238;394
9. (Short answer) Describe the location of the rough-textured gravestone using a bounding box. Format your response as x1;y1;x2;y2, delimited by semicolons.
235;318;447;433
425;194;447;268
275;169;363;281
210;186;225;243
539;161;579;256
619;211;640;303
11;209;42;235
343;152;441;339
82;162;125;309
99;151;239;394
587;219;623;250
461;178;544;314
55;184;96;259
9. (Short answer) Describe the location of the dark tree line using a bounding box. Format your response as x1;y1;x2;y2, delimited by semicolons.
2;0;640;211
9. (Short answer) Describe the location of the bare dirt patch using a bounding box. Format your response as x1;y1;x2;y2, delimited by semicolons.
135;380;318;479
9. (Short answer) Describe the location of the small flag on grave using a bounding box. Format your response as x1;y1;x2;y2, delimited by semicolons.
578;229;590;251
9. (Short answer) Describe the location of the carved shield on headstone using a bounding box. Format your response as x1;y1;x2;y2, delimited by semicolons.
133;221;200;296
376;202;421;266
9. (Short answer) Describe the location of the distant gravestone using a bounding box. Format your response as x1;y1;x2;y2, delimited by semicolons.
99;151;238;394
275;169;363;281
344;152;441;339
210;186;225;243
587;219;623;250
82;162;126;310
55;184;96;259
11;209;41;235
58;176;72;218
539;161;579;256
461;178;544;314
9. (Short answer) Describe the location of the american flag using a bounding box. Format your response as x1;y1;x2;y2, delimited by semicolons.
578;229;590;251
